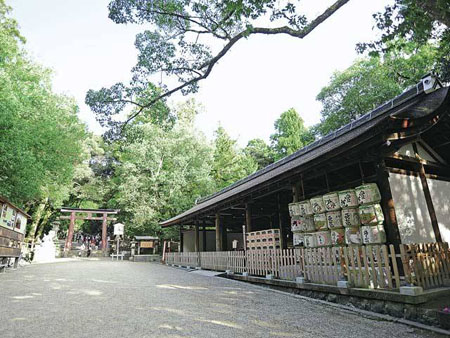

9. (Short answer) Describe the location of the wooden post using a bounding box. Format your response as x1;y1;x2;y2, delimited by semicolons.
376;160;402;247
101;213;108;254
215;212;222;251
245;203;252;233
292;183;299;203
179;226;184;252
194;221;200;252
222;225;227;251
277;193;285;249
64;211;76;253
418;164;442;242
202;219;207;251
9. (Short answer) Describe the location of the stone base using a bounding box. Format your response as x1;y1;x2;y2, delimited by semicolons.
265;274;274;280
337;280;350;288
400;286;424;296
296;277;305;284
242;272;249;277
226;270;233;275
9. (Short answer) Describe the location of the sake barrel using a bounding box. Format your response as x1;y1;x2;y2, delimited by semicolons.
361;225;386;244
293;233;304;246
310;196;325;214
355;183;381;205
288;203;296;217
314;213;328;231
291;216;302;232
323;192;340;211
358;204;384;225
299;215;315;232
316;230;332;247
338;189;358;208
326;211;342;229
330;228;345;246
304;232;317;248
298;200;313;216
341;207;360;227
345;227;362;245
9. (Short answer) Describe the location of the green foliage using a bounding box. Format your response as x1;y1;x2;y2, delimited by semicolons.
87;0;349;139
315;41;440;136
243;138;275;170
109;117;215;239
357;0;450;82
212;126;257;189
270;108;313;160
0;1;86;206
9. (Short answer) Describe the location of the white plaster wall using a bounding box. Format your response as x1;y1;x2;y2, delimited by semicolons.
389;173;436;243
182;230;244;252
426;178;450;243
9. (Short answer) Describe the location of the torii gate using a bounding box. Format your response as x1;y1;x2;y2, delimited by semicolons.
59;207;120;255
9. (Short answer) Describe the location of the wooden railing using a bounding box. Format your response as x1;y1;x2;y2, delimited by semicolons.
165;242;450;290
400;242;450;289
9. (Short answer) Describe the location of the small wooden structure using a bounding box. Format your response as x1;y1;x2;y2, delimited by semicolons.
133;236;159;255
0;196;30;269
59;207;119;255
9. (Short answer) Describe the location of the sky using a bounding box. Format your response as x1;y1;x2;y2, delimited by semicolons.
8;0;390;146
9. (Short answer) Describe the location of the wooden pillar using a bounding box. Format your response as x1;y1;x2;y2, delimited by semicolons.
202;219;207;251
179;226;184;252
418;164;442;242
277;193;285;249
221;225;227;251
245;203;252;233
194;221;200;252
376;160;402;247
292;183;299;203
64;211;76;252
215;212;222;251
101;213;108;253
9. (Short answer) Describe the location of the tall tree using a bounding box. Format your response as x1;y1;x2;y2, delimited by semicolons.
0;1;86;206
86;0;350;139
243;138;275;170
315;41;439;136
212;126;256;189
270;108;313;160
357;0;450;81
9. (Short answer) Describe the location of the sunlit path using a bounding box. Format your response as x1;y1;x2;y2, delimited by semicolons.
0;261;443;338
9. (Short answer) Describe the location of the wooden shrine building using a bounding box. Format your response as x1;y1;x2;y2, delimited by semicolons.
160;75;450;252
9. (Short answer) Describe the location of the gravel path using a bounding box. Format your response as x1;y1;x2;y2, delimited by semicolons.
0;260;444;338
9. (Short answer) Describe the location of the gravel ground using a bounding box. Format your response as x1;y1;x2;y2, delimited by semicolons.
0;260;444;338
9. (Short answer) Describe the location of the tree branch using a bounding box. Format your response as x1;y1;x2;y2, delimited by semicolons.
120;0;349;131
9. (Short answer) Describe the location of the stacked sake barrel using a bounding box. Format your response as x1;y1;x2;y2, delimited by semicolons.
289;200;314;247
339;189;362;245
355;184;386;245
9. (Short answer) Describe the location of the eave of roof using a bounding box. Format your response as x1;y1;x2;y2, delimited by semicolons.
0;196;31;218
160;76;447;227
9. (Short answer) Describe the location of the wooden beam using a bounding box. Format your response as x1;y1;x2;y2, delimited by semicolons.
64;212;76;253
59;216;117;221
277;193;285;249
202;219;207;251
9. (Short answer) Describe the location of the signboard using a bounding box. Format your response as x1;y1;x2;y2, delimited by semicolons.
113;223;124;236
140;241;154;248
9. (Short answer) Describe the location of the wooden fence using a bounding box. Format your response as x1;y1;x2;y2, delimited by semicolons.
400;242;450;289
165;242;450;291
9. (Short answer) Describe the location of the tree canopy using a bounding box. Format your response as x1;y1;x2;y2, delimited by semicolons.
270;108;313;160
86;0;350;140
314;41;440;136
357;0;450;81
